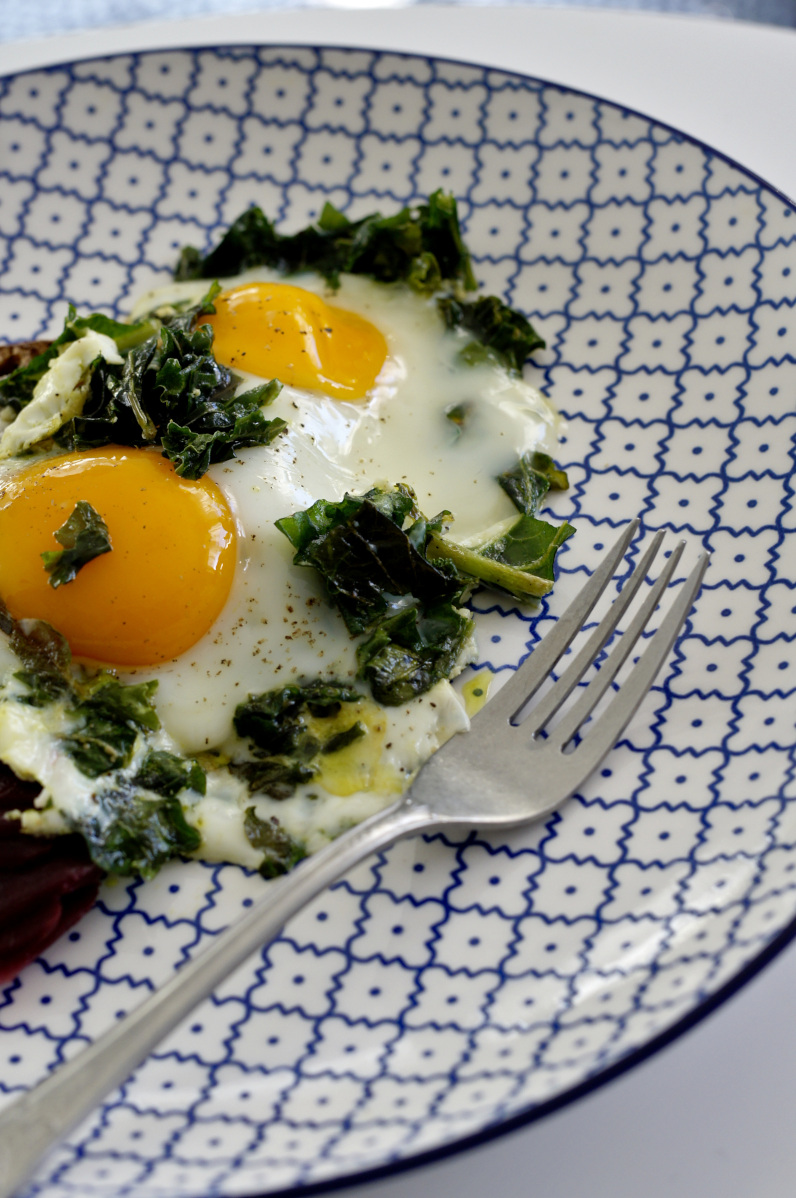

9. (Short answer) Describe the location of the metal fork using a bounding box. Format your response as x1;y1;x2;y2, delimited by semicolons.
0;519;708;1198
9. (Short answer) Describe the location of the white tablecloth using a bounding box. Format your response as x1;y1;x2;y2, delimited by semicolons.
1;8;795;1196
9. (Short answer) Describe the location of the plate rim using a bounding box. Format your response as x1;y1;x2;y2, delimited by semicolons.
1;37;795;1198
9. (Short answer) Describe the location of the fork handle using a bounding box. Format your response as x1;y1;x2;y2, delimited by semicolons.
0;797;433;1198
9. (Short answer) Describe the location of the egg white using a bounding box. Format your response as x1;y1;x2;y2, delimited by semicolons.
0;269;563;866
126;269;561;753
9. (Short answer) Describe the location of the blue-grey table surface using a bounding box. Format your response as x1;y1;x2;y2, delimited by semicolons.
0;0;793;43
1;7;795;1198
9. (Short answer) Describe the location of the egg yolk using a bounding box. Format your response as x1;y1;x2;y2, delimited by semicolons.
0;447;236;667
200;282;388;401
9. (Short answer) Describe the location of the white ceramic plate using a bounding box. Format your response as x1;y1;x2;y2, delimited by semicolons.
1;43;795;1198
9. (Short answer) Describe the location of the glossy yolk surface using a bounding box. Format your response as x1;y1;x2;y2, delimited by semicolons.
0;447;236;666
200;282;388;401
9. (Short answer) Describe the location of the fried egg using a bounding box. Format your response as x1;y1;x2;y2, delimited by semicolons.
0;268;562;865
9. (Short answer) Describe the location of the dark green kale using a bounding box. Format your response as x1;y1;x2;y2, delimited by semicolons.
76;785;201;878
55;290;286;479
428;516;575;602
230;757;316;802
175;190;477;294
276;487;475;706
498;450;570;517
355;601;473;706
0;596;73;705
41;501;112;589
321;722;366;754
61;678;160;778
160;379;285;478
132;749;206;798
234;682;362;754
275;486;462;635
0;597;209;875
427;451;574;603
243;807;306;879
437;294;545;375
0;310;156;413
232;682;364;799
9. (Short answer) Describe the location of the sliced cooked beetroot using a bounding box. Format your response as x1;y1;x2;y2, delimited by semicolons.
0;763;104;984
0;340;52;376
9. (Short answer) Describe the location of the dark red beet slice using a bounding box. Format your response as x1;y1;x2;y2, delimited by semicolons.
0;345;105;980
0;340;52;376
0;763;104;984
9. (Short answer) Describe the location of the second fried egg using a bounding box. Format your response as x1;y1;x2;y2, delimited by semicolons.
121;268;561;753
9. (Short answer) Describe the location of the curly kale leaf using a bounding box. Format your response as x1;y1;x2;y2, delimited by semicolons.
234;682;362;755
437;294;545;375
41;501;112;589
77;785;201;878
356;601;473;706
132;749;206;799
232;682;364;800
276;487;462;637
276;487;474;705
160;379;285;479
428;515;575;603
243;807;306;879
0;596;73;706
420;450;573;604
174;190;477;294
53;290;285;478
498;450;570;517
230;757;316;802
61;678;160;778
0;309;156;413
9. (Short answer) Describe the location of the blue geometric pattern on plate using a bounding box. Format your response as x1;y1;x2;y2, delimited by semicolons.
0;44;795;1198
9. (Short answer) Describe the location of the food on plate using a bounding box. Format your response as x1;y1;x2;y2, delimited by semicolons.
0;192;573;974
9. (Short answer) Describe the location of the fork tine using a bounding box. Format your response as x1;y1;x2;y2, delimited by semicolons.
479;518;640;726
537;538;686;743
517;528;667;734
550;550;710;778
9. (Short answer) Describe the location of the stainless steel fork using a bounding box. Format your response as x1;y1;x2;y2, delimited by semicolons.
0;519;708;1198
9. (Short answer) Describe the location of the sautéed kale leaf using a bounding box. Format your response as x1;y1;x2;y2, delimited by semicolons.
232;681;365;800
41;501;112;589
175;190;477;294
276;487;476;706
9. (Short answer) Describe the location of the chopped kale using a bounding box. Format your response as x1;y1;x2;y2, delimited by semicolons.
428;515;576;602
55;292;286;479
230;757;316;802
437;294;545;375
12;669;69;708
277;487;475;705
175;190;477;294
61;678;160;779
422;451;574;603
243;807;306;878
232;682;364;799
0;286;284;480
0;596;73;703
321;722;366;755
356;601;473;706
0;309;156;413
417;449;574;603
77;785;201;878
498;450;569;516
41;501;112;589
276;487;461;636
133;749;206;798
